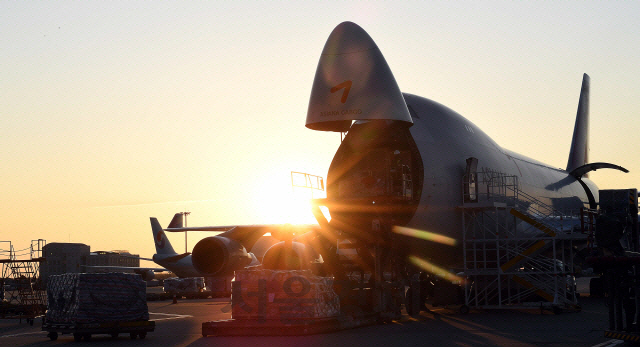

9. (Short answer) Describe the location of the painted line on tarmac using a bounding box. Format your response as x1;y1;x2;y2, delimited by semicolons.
149;312;193;321
591;340;624;347
0;331;46;338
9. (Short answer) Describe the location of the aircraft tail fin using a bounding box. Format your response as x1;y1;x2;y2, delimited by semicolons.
566;73;590;175
167;213;183;228
150;217;177;255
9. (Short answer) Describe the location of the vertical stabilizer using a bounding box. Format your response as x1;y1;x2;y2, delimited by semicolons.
150;217;177;255
167;213;183;228
566;73;590;175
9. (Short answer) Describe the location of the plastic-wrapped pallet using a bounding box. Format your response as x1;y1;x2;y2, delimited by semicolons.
205;276;232;295
46;273;148;324
232;269;340;320
163;277;205;294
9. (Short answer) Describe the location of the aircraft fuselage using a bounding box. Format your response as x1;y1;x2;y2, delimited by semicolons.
325;93;596;267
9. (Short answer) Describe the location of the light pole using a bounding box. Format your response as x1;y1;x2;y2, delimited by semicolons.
181;211;191;253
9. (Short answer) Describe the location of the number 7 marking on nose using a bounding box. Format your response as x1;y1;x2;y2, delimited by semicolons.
330;80;352;103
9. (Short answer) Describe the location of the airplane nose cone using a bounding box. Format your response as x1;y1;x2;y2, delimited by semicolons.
306;22;413;132
321;21;377;55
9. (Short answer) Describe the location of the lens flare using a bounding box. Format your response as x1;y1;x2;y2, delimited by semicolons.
392;226;457;246
408;255;463;284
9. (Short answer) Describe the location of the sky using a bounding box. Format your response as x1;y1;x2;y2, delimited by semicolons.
2;1;639;260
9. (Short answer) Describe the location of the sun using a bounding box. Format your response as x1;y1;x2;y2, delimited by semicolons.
249;170;325;225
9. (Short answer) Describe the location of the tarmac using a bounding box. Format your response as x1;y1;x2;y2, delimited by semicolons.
0;278;627;347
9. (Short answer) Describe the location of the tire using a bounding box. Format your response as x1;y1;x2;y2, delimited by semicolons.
130;332;138;340
48;332;58;341
74;333;82;342
590;277;604;297
139;332;147;339
459;305;469;314
405;286;428;316
111;333;119;338
83;334;92;341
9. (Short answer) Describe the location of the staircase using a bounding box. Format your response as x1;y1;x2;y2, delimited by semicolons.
461;170;585;311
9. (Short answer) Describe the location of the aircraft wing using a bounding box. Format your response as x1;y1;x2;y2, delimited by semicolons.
165;224;321;252
164;224;320;233
82;265;169;272
116;254;154;261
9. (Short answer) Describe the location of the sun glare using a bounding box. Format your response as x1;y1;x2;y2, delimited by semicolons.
392;226;457;246
408;255;464;284
250;171;324;225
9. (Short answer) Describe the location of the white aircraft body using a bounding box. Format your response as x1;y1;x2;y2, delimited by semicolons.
82;215;200;279
184;23;631;309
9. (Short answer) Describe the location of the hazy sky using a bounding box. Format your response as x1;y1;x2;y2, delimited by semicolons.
2;1;639;260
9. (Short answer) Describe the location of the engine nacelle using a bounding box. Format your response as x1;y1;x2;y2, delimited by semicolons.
262;241;322;270
141;270;155;281
191;236;253;276
135;270;155;281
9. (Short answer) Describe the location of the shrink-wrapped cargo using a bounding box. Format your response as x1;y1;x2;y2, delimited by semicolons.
46;273;148;324
205;276;232;295
163;277;205;294
232;269;339;321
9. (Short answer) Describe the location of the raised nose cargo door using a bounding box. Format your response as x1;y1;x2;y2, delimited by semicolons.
306;21;413;132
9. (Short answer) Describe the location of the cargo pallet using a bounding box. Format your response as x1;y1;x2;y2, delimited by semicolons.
42;319;155;341
202;314;377;336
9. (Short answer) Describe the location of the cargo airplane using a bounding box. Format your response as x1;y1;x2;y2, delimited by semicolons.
186;22;630;307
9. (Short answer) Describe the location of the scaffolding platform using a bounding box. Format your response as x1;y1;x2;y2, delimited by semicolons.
461;171;584;312
1;240;47;324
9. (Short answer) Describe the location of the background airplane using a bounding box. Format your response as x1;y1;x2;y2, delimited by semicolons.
82;214;199;279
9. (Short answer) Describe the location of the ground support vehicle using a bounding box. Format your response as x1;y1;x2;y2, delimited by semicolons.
42;319;155;341
202;268;384;336
586;255;640;345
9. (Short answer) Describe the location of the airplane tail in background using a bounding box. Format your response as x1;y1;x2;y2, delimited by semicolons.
566;73;590;175
151;217;177;255
167;213;183;228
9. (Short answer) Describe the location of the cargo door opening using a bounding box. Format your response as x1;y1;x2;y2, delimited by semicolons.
324;120;423;240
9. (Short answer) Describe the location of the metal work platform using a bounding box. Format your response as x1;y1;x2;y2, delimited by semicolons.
461;171;585;312
1;240;47;324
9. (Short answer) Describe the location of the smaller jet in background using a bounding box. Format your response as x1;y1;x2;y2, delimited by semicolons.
83;215;203;279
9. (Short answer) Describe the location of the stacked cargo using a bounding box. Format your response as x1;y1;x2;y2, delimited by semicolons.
46;273;148;324
205;276;232;296
163;277;205;295
232;269;340;321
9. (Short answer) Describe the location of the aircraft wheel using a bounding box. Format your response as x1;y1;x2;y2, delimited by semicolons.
405;287;420;316
405;286;428;315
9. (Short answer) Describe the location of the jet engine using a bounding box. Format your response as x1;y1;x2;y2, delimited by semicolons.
137;270;155;281
191;236;253;276
262;241;322;270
